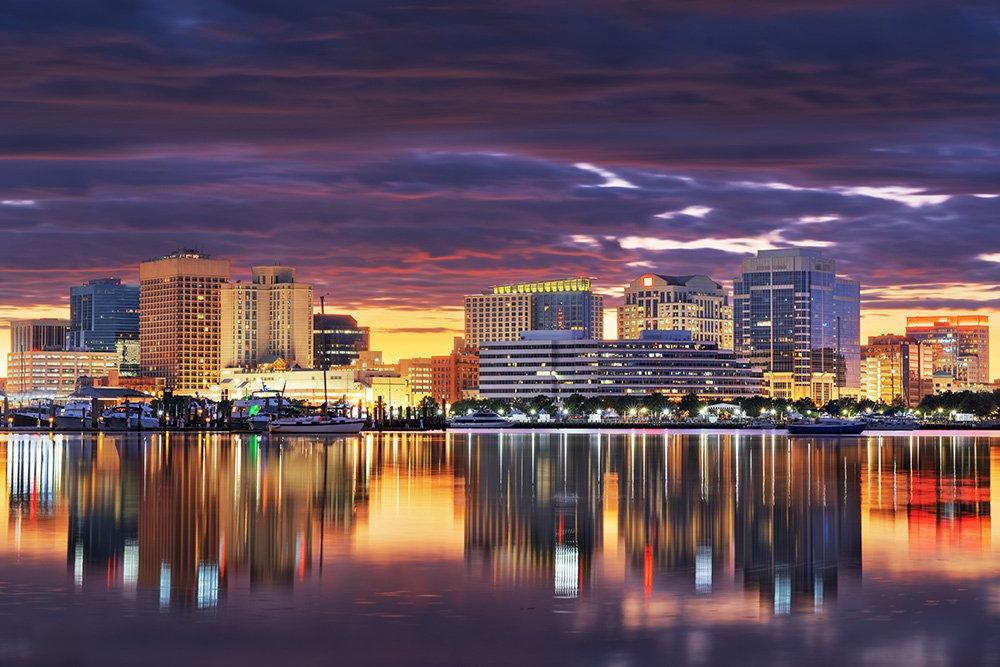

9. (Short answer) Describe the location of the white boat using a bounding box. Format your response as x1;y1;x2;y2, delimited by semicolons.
268;415;365;434
103;403;160;430
56;400;95;429
787;417;866;436
448;410;514;429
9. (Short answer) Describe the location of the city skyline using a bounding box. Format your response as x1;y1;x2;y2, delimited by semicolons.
2;2;999;377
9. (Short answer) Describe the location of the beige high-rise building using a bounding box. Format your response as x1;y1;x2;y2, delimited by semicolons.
617;274;733;349
139;250;230;394
221;266;313;370
905;315;990;388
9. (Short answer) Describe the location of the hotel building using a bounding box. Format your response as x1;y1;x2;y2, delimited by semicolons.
464;278;603;348
221;266;314;370
617;273;733;349
733;248;860;403
905;315;990;388
478;330;762;400
139;250;230;394
860;334;934;406
432;338;479;404
313;314;370;368
6;350;119;400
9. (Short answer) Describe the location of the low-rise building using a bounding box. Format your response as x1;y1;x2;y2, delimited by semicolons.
6;350;119;400
479;330;762;400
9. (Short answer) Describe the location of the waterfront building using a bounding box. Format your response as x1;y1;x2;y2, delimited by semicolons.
905;316;990;389
139;249;230;394
617;274;733;349
313;314;370;368
219;366;363;406
732;248;860;403
6;350;118;400
860;334;934;406
397;357;434;401
464;277;603;348
10;318;69;353
221;266;314;370
68;278;139;353
478;330;762;400
431;338;479;404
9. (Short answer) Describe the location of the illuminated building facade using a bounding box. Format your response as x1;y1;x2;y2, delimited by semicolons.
6;350;118;400
479;330;762;400
221;266;314;370
431;338;479;404
68;278;139;353
860;334;934;406
905;315;990;389
139;249;231;394
733;248;860;403
464;277;603;348
397;357;434;401
313;314;370;368
617;273;733;349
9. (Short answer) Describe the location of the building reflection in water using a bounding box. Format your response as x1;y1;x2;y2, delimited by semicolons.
0;431;993;617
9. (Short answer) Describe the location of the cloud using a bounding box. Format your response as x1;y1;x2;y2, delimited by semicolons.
655;205;712;219
574;163;639;189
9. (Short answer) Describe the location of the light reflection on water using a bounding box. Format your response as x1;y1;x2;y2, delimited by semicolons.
0;430;998;665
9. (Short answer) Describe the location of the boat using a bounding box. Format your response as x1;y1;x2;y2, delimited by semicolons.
56;400;95;429
448;410;514;429
863;416;920;431
268;415;365;434
787;417;866;436
8;405;53;428
103;403;160;430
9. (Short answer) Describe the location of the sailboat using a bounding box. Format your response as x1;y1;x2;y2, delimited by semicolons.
268;359;365;435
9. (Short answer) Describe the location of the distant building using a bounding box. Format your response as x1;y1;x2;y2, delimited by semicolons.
313;314;370;368
221;266;314;370
464;277;603;348
733;248;860;403
905;316;990;389
432;338;479;404
479;330;762;400
10;318;69;353
617;273;733;349
139;249;230;394
397;357;434;401
6;350;118;400
68;278;139;353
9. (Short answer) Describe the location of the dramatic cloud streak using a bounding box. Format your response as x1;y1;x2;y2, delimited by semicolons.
0;0;998;370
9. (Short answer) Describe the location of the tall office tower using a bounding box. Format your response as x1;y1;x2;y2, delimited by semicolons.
10;318;69;352
139;250;230;393
464;277;603;348
617;273;733;349
905;315;990;388
313;314;370;368
733;248;861;403
861;334;918;405
220;266;314;370
69;278;140;352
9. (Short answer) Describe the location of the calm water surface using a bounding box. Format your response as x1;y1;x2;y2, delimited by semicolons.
0;430;998;665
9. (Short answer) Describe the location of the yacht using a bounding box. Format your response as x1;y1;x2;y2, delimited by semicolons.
103;403;160;430
787;417;866;436
863;415;920;431
56;400;95;429
448;410;514;429
8;405;53;428
268;415;365;435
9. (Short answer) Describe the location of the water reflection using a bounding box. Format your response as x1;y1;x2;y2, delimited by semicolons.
0;431;997;661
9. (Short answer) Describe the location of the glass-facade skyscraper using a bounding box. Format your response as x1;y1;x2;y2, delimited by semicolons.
69;278;140;353
313;314;370;368
733;249;860;403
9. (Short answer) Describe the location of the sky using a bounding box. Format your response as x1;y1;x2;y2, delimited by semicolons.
1;0;999;375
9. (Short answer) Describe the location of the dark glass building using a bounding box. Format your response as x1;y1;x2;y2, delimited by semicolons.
733;248;860;403
69;278;140;353
313;314;370;368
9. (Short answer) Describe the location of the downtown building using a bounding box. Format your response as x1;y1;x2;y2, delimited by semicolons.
139;250;230;394
904;315;990;389
464;278;603;348
220;266;314;370
733;248;860;403
478;330;762;400
432;337;480;404
9;318;69;353
69;278;140;376
860;334;934;407
313;314;370;368
617;273;733;349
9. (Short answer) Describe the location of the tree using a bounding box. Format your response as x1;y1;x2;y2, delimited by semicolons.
641;393;670;418
418;396;441;415
563;393;588;416
528;394;555;415
678;392;704;419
